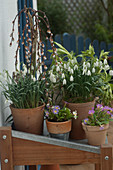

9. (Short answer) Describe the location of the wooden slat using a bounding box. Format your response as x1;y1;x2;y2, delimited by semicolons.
70;34;76;53
78;36;84;54
0;127;14;170
108;43;113;56
54;34;61;44
101;144;112;170
12;137;100;166
95;164;101;170
100;41;107;52
85;38;91;50
93;40;99;57
63;33;70;52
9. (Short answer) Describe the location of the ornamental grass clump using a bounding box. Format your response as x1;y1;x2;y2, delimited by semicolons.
49;42;113;104
45;104;77;122
0;6;57;109
83;104;113;128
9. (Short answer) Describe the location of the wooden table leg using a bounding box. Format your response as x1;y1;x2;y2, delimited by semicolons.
95;164;101;170
0;127;14;170
101;144;112;170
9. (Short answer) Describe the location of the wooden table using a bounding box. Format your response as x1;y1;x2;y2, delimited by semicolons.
0;127;112;170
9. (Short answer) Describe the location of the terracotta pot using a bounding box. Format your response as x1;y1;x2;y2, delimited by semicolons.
46;119;72;134
40;164;60;170
10;104;45;135
82;123;109;146
63;99;95;140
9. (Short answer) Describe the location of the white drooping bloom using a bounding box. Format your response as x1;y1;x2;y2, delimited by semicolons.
71;59;74;64
74;65;78;70
56;66;60;72
64;63;67;69
99;61;102;66
67;62;70;67
92;68;95;73
70;75;74;81
37;71;40;80
68;67;71;72
62;73;65;78
31;65;34;70
28;69;30;74
50;73;56;83
63;79;66;85
83;62;86;67
87;62;90;68
70;69;74;74
22;63;27;75
104;59;108;65
109;70;113;76
31;75;33;80
94;61;99;67
82;69;87;75
33;77;36;82
104;65;110;71
87;70;91;76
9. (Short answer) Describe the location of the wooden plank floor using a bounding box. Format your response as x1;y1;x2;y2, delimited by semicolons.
60;121;113;170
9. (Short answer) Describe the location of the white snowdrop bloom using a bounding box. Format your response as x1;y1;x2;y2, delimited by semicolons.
53;77;56;83
28;69;30;74
104;59;108;65
71;59;74;64
62;73;65;78
70;69;74;74
68;67;71;72
104;65;110;71
70;75;74;81
56;66;60;72
83;62;86;67
99;61;102;66
63;79;66;85
109;70;113;76
74;65;78;70
87;70;91;76
82;68;87;75
67;62;70;67
37;71;40;80
94;61;99;67
64;63;67;69
87;62;90;68
92;68;95;73
50;73;56;83
100;66;103;70
73;110;77;119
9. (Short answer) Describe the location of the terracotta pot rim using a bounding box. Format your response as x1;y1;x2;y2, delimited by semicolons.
82;122;109;131
46;119;71;125
10;103;45;111
63;99;95;107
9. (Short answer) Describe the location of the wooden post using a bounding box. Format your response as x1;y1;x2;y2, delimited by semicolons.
95;164;101;170
100;144;112;170
0;127;14;170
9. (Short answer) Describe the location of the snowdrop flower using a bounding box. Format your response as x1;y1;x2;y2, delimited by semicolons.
71;59;74;64
28;69;30;74
87;62;90;68
70;75;74;81
104;65;110;71
33;77;36;82
82;69;87;75
83;62;86;67
62;73;65;78
50;73;56;83
68;67;71;72
63;79;66;85
104;59;108;65
53;77;56;83
94;61;99;67
67;62;70;67
31;75;33;80
64;63;67;69
92;68;95;73
70;69;74;74
74;65;78;70
56;66;60;72
99;61;102;66
31;65;34;70
109;70;113;76
37;71;40;80
87;70;91;76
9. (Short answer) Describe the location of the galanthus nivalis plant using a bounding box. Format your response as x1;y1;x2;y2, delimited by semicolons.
45;104;77;122
83;104;113;128
49;42;113;105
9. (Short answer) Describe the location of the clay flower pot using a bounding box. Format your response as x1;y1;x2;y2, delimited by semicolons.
10;104;45;135
46;119;72;140
63;99;95;140
82;123;109;146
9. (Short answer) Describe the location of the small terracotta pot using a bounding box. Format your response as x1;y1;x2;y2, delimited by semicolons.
46;119;72;134
40;164;60;170
82;123;109;146
63;99;95;140
10;104;45;135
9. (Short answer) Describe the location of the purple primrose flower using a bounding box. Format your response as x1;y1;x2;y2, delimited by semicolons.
103;106;110;111
88;109;95;115
53;109;59;114
45;110;49;117
96;104;103;109
100;126;104;130
84;118;89;125
54;106;60;110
